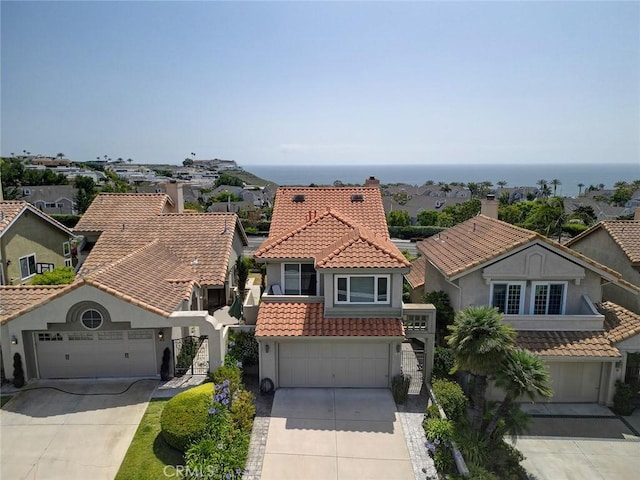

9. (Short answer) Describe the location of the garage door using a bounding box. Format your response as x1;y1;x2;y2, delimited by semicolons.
546;362;602;402
35;330;157;378
279;342;390;388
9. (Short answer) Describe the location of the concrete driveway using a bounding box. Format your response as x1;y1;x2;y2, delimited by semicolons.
0;379;157;480
261;388;413;480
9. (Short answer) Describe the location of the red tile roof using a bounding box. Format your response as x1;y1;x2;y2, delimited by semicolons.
566;220;640;265
269;187;389;238
255;301;404;337
598;301;640;344
405;256;426;289
0;285;77;325
516;330;620;358
0;201;75;237
73;193;173;233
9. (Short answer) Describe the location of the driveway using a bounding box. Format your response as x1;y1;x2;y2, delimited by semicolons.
515;404;640;480
0;379;157;480
261;388;414;480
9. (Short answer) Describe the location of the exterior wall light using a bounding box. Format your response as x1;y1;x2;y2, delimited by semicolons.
158;330;165;341
265;344;270;353
11;335;18;345
396;343;401;353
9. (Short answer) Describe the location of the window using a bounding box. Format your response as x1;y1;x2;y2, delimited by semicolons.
490;282;525;314
45;202;57;208
81;309;103;330
282;263;317;295
38;333;63;342
19;254;37;279
335;275;390;304
63;242;71;257
531;282;566;315
64;258;73;267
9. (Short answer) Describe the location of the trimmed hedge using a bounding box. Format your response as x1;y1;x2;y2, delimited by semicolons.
432;378;468;422
160;383;213;452
387;225;445;240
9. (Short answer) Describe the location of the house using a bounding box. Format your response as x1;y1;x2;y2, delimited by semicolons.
0;186;248;382
0;201;76;286
565;209;640;313
413;199;640;404
20;185;77;215
253;187;435;389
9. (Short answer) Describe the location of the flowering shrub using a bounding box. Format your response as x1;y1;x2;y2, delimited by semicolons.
424;417;455;474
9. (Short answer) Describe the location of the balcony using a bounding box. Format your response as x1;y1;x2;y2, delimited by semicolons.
503;294;605;331
402;303;436;335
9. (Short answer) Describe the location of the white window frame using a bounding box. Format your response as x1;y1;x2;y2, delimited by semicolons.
80;309;103;330
335;274;390;304
529;281;567;315
281;263;317;295
64;258;73;267
63;241;71;257
19;253;37;280
489;281;526;314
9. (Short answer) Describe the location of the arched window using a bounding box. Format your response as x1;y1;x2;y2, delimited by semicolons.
81;309;103;330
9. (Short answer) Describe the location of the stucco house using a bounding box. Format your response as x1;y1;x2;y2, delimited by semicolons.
0;188;247;382
254;187;435;389
20;185;77;215
0;201;76;286
413;200;640;404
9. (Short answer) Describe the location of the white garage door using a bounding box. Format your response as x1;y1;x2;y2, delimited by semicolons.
35;330;157;378
279;342;390;388
546;362;602;402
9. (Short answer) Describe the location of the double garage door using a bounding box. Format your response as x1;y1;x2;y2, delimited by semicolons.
279;342;390;388
35;330;157;378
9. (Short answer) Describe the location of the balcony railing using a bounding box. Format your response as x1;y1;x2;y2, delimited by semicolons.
503;294;604;331
402;303;436;334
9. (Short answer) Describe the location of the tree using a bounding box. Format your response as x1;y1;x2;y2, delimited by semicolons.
447;306;516;431
56;152;65;160
417;210;439;226
577;183;585;196
13;352;25;388
183;158;194;167
424;291;455;347
484;348;552;439
392;190;411;205
497;180;507;190
612;185;633;206
74;176;97;214
522;197;565;239
235;256;250;301
386;210;410;227
441;184;451;195
215;174;244;188
550;179;561;196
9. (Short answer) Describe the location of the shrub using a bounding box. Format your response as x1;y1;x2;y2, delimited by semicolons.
612;380;635;416
230;389;256;433
160;347;171;381
454;426;489;469
12;353;25;388
426;404;441;419
31;266;75;285
160;383;213;452
432;378;468;421
468;465;499;480
211;364;242;398
485;440;526;480
228;331;259;367
424;417;454;443
432;346;455;379
391;373;411;404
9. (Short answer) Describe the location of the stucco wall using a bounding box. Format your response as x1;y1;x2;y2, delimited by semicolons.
2;212;72;285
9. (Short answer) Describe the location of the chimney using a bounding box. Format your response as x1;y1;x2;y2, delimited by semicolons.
480;194;499;219
165;180;184;214
635;207;640;221
364;176;380;188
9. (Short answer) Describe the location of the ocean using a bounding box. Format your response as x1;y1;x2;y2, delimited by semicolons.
247;163;639;198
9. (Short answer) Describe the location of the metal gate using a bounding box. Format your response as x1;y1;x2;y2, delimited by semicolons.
401;345;425;394
173;335;209;376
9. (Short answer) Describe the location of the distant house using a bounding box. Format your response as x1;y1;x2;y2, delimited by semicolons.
20;185;77;215
411;201;639;404
0;186;248;382
254;187;435;389
0;201;75;286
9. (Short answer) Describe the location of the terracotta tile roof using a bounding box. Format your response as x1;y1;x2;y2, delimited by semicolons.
405;256;426;289
0;201;74;237
417;215;537;278
0;284;78;325
269;187;389;238
74;193;173;233
255;301;404;337
567;220;640;265
516;330;620;358
79;213;240;285
85;240;197;316
316;226;410;269
598;301;640;344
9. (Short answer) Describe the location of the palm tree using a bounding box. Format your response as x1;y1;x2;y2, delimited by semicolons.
441;184;451;196
577;183;585;196
447;306;516;431
484;348;553;438
598;183;605;191
56;152;65;160
536;179;547;189
497;180;507;190
550;179;561;196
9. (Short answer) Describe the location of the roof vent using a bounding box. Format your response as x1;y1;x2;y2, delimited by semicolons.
292;194;305;203
350;194;365;202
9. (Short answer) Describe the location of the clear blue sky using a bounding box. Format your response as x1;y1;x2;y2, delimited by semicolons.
1;1;638;166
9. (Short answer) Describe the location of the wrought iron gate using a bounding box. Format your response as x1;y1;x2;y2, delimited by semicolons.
173;335;209;376
401;346;425;395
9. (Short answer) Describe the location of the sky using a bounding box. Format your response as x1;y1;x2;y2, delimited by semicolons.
1;1;639;167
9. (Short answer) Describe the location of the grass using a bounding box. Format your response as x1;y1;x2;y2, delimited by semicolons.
1;396;13;408
115;398;184;480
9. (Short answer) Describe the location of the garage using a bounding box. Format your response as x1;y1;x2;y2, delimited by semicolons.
278;341;390;388
546;362;603;402
34;330;157;378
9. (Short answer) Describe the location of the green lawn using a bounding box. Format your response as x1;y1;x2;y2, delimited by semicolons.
0;396;13;408
115;399;184;480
